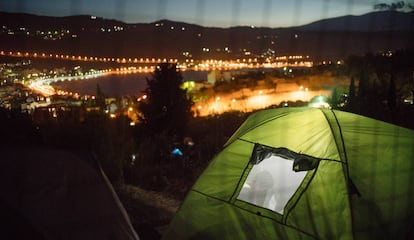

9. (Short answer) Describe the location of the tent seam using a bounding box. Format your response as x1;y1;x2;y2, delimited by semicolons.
191;189;320;239
228;150;253;202
283;162;320;223
224;113;289;147
238;138;344;164
224;108;310;147
320;109;355;240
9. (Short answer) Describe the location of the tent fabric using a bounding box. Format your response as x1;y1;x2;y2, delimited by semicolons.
0;146;140;240
163;107;414;239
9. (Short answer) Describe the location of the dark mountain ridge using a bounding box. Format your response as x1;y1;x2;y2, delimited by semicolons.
2;10;413;31
0;11;413;60
298;11;414;32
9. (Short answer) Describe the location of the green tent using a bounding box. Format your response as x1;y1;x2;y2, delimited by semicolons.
163;107;414;239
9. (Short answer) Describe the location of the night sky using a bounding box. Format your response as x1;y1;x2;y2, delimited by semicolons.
0;0;403;27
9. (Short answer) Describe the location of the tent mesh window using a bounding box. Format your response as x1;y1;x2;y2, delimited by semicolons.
237;145;318;214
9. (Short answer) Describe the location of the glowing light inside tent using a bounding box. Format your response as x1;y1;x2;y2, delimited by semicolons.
237;155;308;214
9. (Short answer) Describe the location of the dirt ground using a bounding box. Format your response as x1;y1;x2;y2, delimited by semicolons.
115;184;182;240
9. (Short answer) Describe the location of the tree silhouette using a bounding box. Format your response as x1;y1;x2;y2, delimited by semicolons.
331;87;339;109
95;83;106;111
388;75;397;111
344;51;414;129
374;1;405;11
133;63;194;188
349;77;356;102
357;68;369;100
139;63;193;138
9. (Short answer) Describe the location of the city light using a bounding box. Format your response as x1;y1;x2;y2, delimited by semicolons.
1;50;314;72
3;48;330;117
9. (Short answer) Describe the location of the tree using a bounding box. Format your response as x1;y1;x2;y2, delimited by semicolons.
133;63;193;189
374;1;405;11
357;68;368;100
95;83;106;111
349;77;356;101
139;63;193;138
331;87;339;109
387;75;397;111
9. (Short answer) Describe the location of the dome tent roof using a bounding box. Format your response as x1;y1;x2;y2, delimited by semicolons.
164;107;414;239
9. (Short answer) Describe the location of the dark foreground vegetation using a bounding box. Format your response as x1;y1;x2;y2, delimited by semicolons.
0;106;248;238
1;50;414;239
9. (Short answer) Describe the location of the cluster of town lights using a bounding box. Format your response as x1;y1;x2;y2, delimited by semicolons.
192;85;322;116
4;49;338;119
1;50;179;64
1;50;314;71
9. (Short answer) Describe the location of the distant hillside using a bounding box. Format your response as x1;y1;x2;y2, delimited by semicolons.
0;12;127;31
0;11;413;60
297;11;414;32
